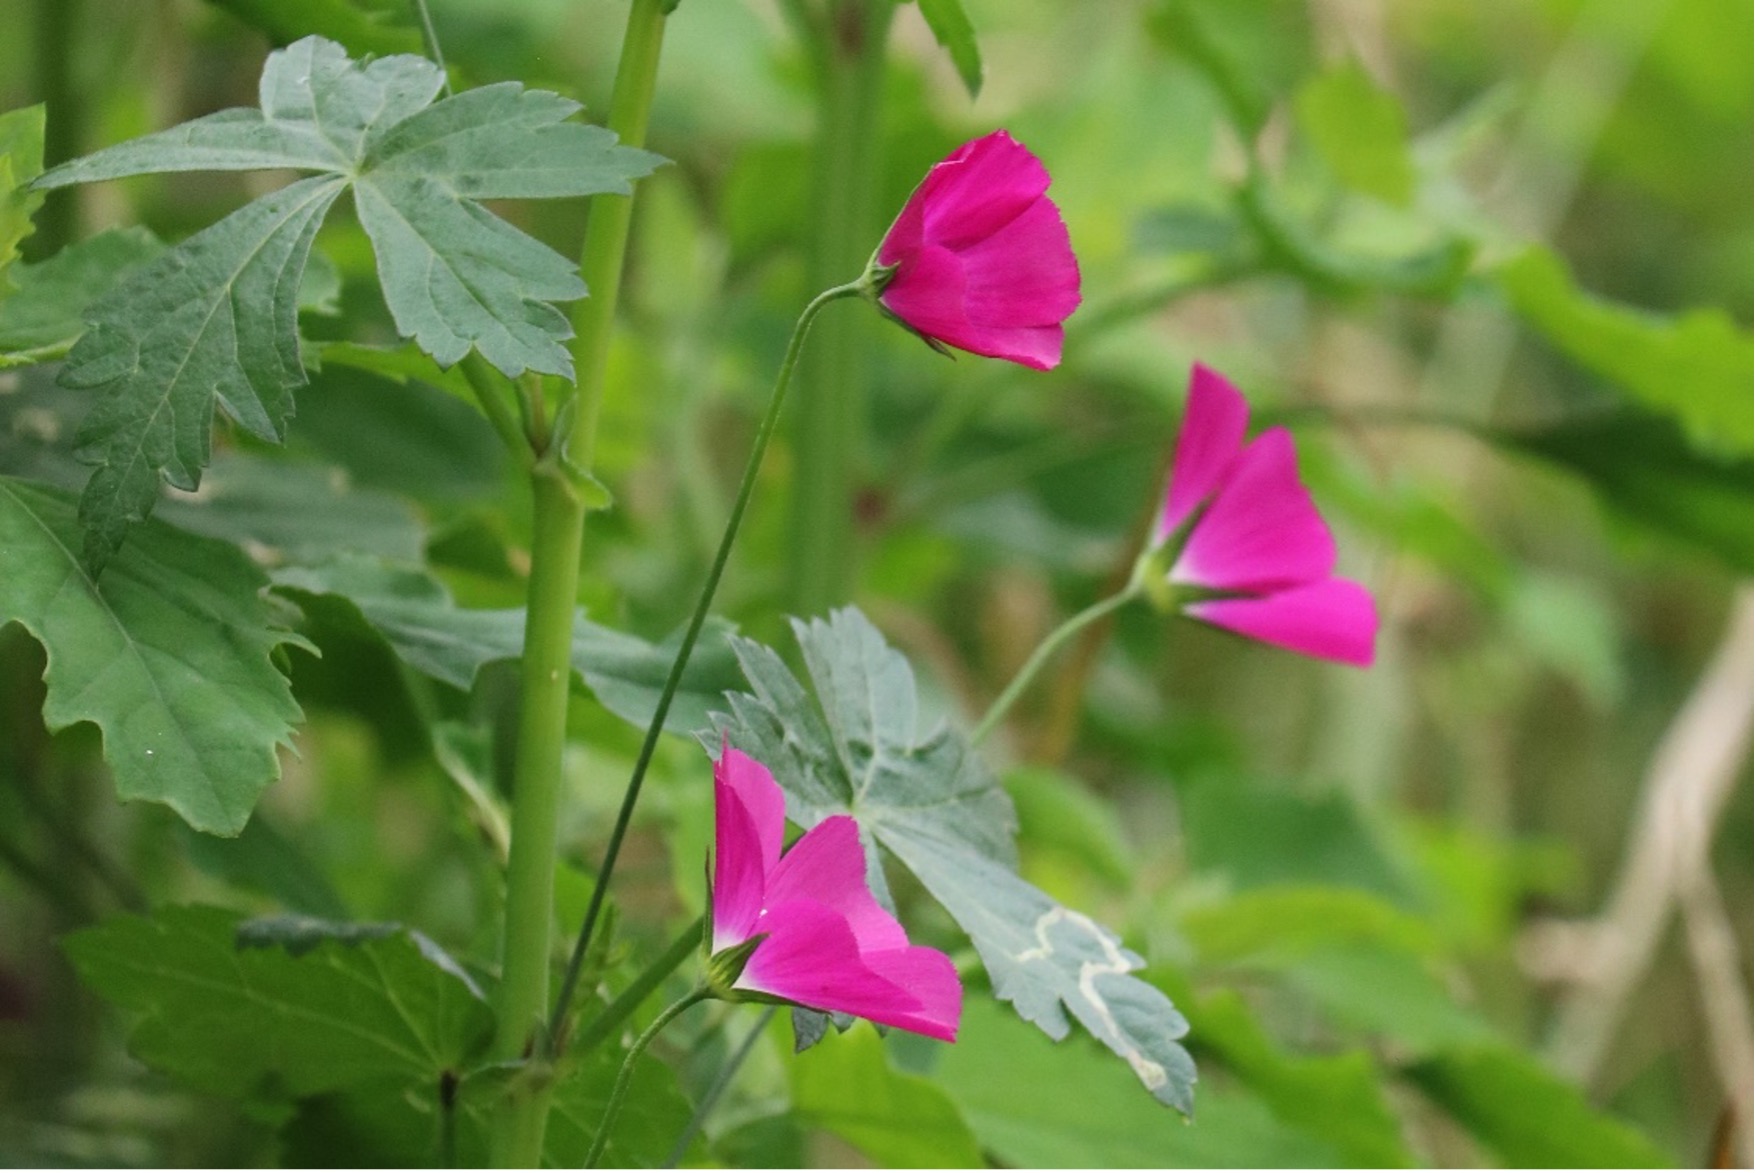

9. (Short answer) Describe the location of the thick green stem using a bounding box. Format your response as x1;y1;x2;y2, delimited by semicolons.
970;585;1143;747
585;989;709;1168
548;281;864;1050
568;0;667;467
785;0;893;615
494;468;586;1061
486;3;669;1165
31;0;79;256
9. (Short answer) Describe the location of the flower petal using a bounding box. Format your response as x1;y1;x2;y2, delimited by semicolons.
1173;427;1335;592
960;197;1081;328
859;946;962;1042
740;899;960;1042
764;816;908;953
880;244;971;345
711;747;787;951
1185;578;1379;666
915;129;1052;251
1159;364;1249;540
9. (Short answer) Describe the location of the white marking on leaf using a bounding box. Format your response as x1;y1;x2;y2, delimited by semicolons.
1013;906;1169;1092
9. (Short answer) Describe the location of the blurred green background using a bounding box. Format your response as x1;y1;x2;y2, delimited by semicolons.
0;0;1749;1166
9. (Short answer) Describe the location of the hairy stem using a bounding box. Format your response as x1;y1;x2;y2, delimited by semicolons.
585;989;709;1168
487;1;670;1165
970;585;1142;748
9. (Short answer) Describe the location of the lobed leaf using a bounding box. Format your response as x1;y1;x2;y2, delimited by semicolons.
32;35;664;570
712;606;1196;1113
0;105;45;298
60;176;346;572
0;226;163;366
64;905;493;1101
0;476;304;835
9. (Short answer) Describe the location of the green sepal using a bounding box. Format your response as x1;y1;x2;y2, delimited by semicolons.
704;934;767;998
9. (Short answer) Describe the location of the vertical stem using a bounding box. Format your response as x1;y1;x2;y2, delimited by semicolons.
568;0;668;468
786;0;893;615
488;3;669;1164
31;0;80;256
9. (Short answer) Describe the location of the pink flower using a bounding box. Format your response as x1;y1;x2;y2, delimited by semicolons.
707;745;962;1042
872;129;1080;371
1150;364;1378;666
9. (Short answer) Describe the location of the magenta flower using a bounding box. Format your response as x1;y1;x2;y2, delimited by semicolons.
1149;364;1378;666
872;129;1080;371
707;745;962;1042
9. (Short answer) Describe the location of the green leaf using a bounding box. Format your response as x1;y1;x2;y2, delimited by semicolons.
64;905;493;1100
0;476;304;835
1284;947;1497;1056
1490;407;1752;570
59;175;348;573
0;227;163;365
1180;886;1441;967
1238;172;1474;296
713;607;1196;1113
1295;62;1415;205
1496;246;1754;455
204;0;424;57
1149;0;1314;135
916;0;983;97
34;36;664;570
271;554;744;735
179;815;350;919
154;452;427;565
1173;981;1414;1167
0;105;45;297
937;999;1338;1167
790;1024;983;1167
458;1047;692;1168
1407;1044;1674;1167
1178;777;1414;900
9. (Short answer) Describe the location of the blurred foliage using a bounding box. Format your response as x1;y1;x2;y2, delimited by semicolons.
0;0;1748;1167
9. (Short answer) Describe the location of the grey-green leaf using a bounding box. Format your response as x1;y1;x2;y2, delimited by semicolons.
0;227;163;363
34;34;665;567
0;477;305;835
61;175;346;573
64;905;493;1100
712;607;1196;1113
271;554;743;735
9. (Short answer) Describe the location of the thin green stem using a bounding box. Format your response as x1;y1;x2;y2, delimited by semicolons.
31;0;79;256
547;281;863;1052
569;915;705;1057
409;0;453;96
460;353;536;468
970;585;1143;747
585;989;710;1168
663;1005;775;1167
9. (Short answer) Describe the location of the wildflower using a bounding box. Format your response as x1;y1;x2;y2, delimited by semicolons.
868;129;1080;371
706;745;961;1042
1145;364;1378;666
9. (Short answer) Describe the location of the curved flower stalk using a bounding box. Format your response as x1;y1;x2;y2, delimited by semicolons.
971;363;1377;745
1144;363;1378;666
707;744;962;1041
866;129;1081;370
